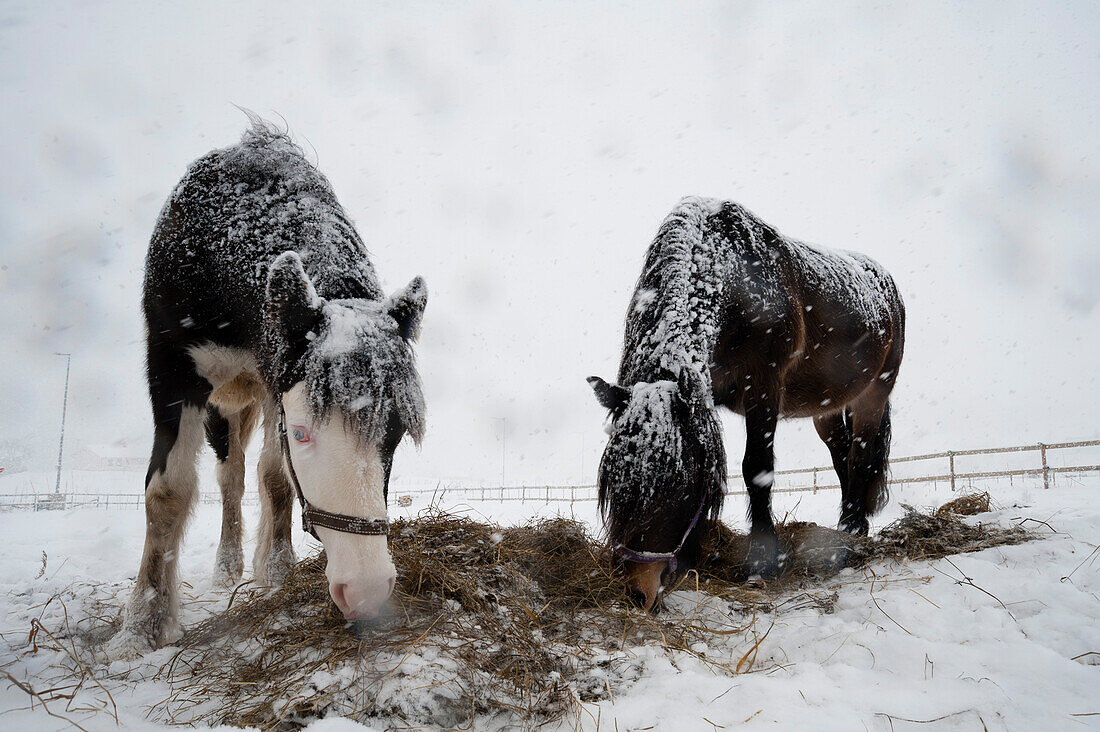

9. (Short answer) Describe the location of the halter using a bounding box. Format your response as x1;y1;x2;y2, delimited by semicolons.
278;402;390;541
610;490;709;575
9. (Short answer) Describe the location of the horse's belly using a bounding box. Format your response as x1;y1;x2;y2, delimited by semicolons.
778;365;879;417
188;343;267;411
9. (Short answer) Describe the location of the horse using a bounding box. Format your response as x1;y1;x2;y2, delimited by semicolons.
588;197;904;610
107;122;428;658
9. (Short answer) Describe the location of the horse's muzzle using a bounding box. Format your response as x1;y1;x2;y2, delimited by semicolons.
329;572;396;620
623;560;667;612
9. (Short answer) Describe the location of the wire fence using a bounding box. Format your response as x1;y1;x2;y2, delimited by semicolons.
0;489;246;512
2;439;1096;512
392;439;1100;504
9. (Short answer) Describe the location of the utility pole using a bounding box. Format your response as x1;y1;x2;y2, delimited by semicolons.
493;417;506;487
54;353;71;496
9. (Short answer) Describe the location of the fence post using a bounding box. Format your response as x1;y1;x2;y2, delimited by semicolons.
812;467;818;494
948;451;956;492
1039;443;1049;490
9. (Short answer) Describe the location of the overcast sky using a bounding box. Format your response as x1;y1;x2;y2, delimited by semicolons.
1;1;1097;487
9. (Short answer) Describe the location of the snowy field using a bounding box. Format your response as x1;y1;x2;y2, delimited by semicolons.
1;470;1097;731
3;2;1098;730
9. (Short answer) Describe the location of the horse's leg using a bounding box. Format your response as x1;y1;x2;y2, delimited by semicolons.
811;408;860;567
814;409;852;496
840;395;892;536
108;379;207;659
743;383;781;575
207;403;259;585
253;400;297;585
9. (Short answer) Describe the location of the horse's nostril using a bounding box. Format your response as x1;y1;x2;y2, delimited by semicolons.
330;575;395;621
627;588;649;608
331;583;350;615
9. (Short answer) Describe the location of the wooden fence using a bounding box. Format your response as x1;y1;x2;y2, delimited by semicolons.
769;438;1100;494
3;438;1094;511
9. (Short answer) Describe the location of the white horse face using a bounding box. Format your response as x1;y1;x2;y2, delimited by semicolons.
281;383;396;620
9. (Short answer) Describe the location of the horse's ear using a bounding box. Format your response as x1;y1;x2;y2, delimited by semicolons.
266;251;322;344
387;276;427;341
677;367;711;414
588;376;630;412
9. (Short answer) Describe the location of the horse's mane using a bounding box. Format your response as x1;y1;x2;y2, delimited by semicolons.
212;117;386;302
597;381;682;512
302;297;426;446
618;197;731;387
219;117;322;197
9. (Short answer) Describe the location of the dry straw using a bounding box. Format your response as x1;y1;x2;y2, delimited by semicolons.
143;493;1027;729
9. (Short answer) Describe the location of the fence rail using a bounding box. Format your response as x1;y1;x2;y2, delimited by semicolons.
1;439;1097;511
772;439;1100;493
0;491;252;511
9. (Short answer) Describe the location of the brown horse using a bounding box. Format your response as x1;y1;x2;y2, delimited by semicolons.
589;197;904;610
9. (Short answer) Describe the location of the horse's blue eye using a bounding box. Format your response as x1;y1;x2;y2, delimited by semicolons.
292;427;308;442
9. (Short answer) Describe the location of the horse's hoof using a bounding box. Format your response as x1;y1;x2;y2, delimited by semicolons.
838;518;869;537
213;555;244;586
162;618;183;645
255;544;296;586
748;556;784;578
104;629;154;662
747;533;783;578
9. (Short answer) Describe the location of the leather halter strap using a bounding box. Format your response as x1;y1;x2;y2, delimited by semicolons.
610;490;708;574
277;403;389;541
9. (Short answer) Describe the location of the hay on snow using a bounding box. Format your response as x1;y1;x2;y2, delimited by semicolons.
136;493;1029;729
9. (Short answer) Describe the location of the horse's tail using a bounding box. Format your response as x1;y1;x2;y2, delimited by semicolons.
864;402;892;516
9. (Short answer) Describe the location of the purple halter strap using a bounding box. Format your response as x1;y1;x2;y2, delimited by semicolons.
611;491;709;574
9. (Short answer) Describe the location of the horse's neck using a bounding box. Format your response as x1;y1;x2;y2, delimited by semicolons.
619;256;731;387
621;329;717;387
302;225;386;303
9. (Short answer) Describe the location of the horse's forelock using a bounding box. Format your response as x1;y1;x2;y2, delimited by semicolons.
598;380;726;547
301;300;425;446
597;384;685;528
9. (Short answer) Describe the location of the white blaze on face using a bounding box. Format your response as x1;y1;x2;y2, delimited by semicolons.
281;383;396;619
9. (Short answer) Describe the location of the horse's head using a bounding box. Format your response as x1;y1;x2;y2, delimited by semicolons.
265;252;426;621
588;368;725;611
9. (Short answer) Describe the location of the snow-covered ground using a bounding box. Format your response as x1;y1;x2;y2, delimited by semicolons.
1;472;1098;730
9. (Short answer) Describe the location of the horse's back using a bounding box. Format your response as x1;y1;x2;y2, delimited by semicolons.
785;241;903;336
695;200;903;415
765;239;903;415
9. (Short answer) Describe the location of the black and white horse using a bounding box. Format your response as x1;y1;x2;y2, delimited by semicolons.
108;123;427;657
589;198;904;610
